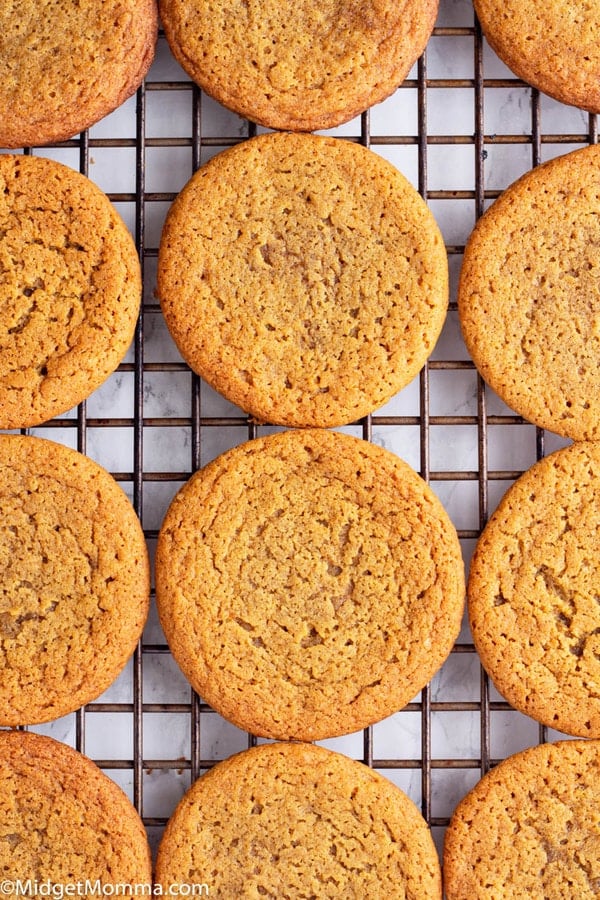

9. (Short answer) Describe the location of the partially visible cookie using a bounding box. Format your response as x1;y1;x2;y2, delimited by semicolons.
0;154;142;429
156;741;442;899
468;442;600;738
0;0;157;147
156;429;465;741
475;0;600;113
159;0;438;132
444;739;600;899
459;145;600;440
158;132;448;428
0;434;149;725
0;731;151;894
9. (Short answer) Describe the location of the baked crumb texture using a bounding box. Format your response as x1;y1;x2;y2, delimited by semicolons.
468;442;600;738
156;741;442;899
0;154;142;429
158;131;448;428
0;731;152;895
474;0;600;113
0;434;150;725
159;0;438;131
156;428;465;741
444;739;600;899
0;0;158;147
459;145;600;440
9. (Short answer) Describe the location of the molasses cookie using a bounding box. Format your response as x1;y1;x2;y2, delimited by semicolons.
0;731;151;893
0;154;142;429
159;0;438;132
444;740;600;899
468;442;600;737
156;428;465;741
156;742;442;899
158;131;448;428
475;0;600;113
0;434;149;725
459;145;600;440
0;0;157;147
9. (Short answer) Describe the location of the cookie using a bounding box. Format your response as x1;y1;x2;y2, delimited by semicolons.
444;739;600;899
156;741;442;898
0;731;151;894
159;0;438;132
468;442;600;738
158;132;448;428
0;154;142;429
0;434;149;725
0;0;157;147
459;145;600;440
156;428;465;741
474;0;600;113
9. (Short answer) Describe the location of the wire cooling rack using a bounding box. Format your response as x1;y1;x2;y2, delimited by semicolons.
4;0;594;870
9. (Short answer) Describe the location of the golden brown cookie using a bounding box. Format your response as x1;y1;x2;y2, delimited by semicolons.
0;434;149;725
156;429;465;741
468;442;600;738
459;145;600;441
0;0;157;147
159;0;438;132
156;741;442;899
158;132;448;428
475;0;600;113
444;739;600;899
0;154;142;429
0;731;151;895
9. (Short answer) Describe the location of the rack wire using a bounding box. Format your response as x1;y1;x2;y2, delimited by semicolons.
5;0;594;870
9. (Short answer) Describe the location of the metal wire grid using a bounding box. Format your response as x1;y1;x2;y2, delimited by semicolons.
5;1;596;865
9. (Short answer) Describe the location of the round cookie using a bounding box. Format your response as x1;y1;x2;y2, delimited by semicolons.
459;145;600;440
474;0;600;113
156;429;465;741
0;731;151;893
159;0;438;132
0;0;157;147
156;741;442;898
444;740;600;899
0;154;142;429
158;132;448;428
0;434;149;725
468;442;600;738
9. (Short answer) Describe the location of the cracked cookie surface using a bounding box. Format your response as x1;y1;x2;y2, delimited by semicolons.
444;739;600;899
0;0;157;147
158;132;448;428
0;434;149;725
474;0;600;113
156;429;465;741
156;741;442;898
468;442;600;737
459;145;600;440
0;731;151;895
159;0;438;132
0;154;142;429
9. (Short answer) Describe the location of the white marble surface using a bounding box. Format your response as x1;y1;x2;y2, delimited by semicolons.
3;0;588;868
